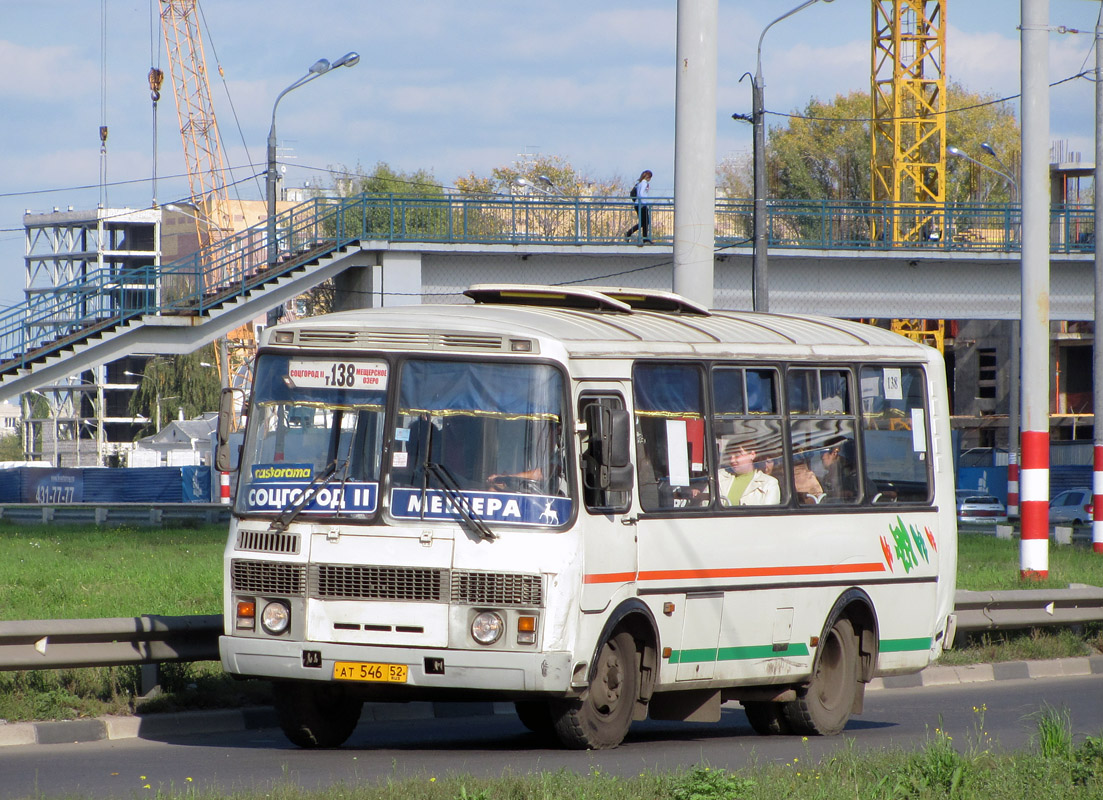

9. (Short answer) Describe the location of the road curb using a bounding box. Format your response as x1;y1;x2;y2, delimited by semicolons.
3;656;1103;748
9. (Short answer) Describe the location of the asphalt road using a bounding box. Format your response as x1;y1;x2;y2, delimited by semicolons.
3;675;1103;799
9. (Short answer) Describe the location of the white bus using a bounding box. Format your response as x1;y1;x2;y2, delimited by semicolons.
217;284;957;750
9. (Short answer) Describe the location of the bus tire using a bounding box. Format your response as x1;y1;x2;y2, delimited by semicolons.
784;617;858;736
742;701;792;735
514;700;556;737
550;630;638;749
274;682;363;749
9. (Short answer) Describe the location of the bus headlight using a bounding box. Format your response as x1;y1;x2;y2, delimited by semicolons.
471;611;504;645
260;600;291;635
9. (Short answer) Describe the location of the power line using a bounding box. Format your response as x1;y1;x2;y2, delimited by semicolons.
760;70;1091;126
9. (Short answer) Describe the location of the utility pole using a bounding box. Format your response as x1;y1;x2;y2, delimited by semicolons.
1018;0;1051;578
1093;13;1103;553
672;0;718;309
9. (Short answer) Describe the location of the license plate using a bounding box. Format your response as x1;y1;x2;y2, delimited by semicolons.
333;661;408;683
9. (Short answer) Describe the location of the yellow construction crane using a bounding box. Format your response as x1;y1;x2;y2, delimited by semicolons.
872;0;947;351
159;0;233;250
871;0;947;246
158;0;254;378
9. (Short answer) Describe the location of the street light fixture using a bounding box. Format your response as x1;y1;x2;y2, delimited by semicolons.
979;141;1019;202
746;0;834;312
513;177;553;196
265;52;360;316
124;368;174;432
538;175;566;195
948;145;1019;199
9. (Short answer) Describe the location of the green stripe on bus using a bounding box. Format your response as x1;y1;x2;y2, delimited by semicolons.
668;643;811;664
878;637;932;652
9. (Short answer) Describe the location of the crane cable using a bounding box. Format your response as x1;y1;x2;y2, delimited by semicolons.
99;0;109;209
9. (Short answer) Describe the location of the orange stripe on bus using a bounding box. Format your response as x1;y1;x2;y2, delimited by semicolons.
583;572;638;584
583;562;886;584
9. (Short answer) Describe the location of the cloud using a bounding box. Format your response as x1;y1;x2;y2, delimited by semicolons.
0;40;92;101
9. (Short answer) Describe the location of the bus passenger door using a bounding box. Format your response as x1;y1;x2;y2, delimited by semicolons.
578;391;636;612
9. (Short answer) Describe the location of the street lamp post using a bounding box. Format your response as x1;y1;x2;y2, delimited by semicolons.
948;144;1022;519
980;142;1019;202
749;0;833;312
266;52;360;322
947;145;1019;199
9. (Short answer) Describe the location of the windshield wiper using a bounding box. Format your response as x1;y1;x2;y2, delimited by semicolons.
269;458;345;532
417;415;495;541
426;460;497;541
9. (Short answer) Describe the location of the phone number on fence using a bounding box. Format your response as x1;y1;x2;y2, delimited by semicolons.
35;485;76;503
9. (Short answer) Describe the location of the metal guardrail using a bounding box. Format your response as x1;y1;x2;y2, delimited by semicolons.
1;588;1101;673
0;503;230;527
0;615;221;671
953;587;1103;638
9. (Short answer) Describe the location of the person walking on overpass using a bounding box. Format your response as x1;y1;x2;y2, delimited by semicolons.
624;169;653;243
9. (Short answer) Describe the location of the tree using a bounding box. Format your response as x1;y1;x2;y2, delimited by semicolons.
326;161;445;198
127;347;221;437
717;83;1021;205
0;432;23;461
304;162;447;316
455;154;623;197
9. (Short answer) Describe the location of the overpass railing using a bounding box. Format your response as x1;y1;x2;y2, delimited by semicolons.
0;193;1095;372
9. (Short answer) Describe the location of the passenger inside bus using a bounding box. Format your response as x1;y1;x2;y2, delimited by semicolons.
813;436;859;503
718;438;781;506
793;453;825;504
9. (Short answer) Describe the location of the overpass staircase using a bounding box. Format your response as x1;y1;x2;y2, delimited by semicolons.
0;196;370;401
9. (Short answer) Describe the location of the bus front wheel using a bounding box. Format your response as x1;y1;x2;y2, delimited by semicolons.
550;630;638;749
784;617;858;735
274;682;364;748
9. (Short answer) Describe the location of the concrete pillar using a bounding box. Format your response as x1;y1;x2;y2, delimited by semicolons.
672;0;718;308
1019;0;1051;579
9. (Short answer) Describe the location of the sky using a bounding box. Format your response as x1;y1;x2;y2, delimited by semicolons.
1;0;1102;309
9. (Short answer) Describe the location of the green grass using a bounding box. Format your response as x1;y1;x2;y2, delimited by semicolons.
0;521;225;620
957;529;1103;591
3;523;1103;723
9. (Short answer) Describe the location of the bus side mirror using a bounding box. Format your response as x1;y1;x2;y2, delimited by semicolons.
216;387;241;473
583;404;633;492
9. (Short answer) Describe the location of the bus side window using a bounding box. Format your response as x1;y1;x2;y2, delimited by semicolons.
632;363;710;512
712;366;786;507
860;365;932;503
787;367;860;506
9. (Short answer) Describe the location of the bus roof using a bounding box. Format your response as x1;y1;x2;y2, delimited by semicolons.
272;286;938;360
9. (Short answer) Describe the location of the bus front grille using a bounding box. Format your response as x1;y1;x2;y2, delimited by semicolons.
233;560;544;607
236;530;300;555
309;564;448;602
231;560;307;596
451;571;544;607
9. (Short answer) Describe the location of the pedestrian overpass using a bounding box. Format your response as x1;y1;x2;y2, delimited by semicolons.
0;192;1095;401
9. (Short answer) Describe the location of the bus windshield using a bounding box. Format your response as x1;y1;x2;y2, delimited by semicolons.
236;354;388;520
388;359;571;528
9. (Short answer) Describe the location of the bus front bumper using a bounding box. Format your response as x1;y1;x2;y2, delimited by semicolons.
220;636;574;694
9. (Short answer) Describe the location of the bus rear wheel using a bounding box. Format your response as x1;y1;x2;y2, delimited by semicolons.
784;617;858;735
550;630;638;749
274;682;364;748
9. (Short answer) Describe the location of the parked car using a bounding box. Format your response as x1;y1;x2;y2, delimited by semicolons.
956;490;1008;524
1049;487;1094;525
